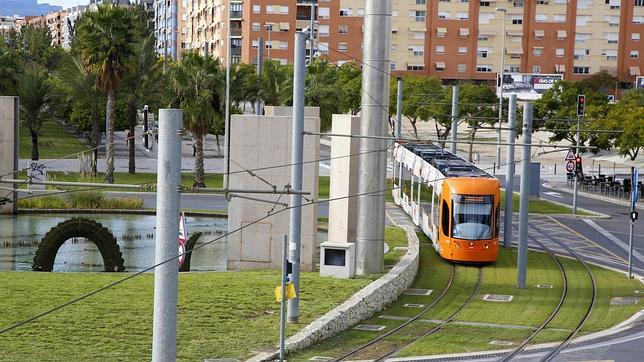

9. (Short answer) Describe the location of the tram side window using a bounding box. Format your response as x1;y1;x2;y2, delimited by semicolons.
441;200;450;237
495;203;500;237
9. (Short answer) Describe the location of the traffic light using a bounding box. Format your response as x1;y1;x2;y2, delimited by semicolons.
575;156;583;175
577;95;586;117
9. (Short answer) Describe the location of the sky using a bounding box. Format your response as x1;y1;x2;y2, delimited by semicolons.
38;0;90;9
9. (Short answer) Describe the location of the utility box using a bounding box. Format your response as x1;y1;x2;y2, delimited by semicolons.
320;242;355;279
530;162;540;198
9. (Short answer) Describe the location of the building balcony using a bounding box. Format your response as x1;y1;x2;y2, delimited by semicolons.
231;47;241;56
230;27;242;37
230;11;242;20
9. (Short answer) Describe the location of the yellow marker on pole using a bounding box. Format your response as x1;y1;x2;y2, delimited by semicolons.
275;282;297;302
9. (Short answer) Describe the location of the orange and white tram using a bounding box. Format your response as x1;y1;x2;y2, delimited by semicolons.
392;142;501;263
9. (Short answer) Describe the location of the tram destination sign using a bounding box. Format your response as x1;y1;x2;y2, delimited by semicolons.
497;73;564;100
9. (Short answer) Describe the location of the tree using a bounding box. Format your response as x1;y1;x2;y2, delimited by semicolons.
591;89;643;161
168;52;224;187
337;62;361;115
259;60;290;106
75;4;136;183
458;83;498;162
55;55;103;175
0;45;21;96
230;62;259;110
304;60;342;131
18;64;52;161
397;75;446;140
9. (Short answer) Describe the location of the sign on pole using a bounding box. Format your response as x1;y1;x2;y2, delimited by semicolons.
566;161;575;173
633;169;640;209
178;212;187;268
565;149;576;161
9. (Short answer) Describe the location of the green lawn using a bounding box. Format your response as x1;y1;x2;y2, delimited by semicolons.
291;238;642;360
19;121;88;159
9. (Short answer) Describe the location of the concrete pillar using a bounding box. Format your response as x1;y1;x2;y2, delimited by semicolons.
0;96;19;215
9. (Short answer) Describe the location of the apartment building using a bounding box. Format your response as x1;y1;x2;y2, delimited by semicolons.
61;5;87;50
155;0;179;60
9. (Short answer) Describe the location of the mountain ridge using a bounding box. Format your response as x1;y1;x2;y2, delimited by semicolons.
1;0;62;17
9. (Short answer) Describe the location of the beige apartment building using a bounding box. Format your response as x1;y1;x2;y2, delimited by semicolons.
174;0;643;85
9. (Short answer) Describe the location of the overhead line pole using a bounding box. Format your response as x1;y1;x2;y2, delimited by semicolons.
256;37;264;115
450;85;459;155
224;0;232;191
503;94;517;249
396;77;403;139
287;31;306;323
517;101;533;289
355;0;391;275
572;116;580;214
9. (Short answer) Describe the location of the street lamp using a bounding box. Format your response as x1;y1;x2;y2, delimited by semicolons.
495;7;507;170
264;23;273;60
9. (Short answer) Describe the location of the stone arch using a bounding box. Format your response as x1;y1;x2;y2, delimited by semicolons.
33;218;125;272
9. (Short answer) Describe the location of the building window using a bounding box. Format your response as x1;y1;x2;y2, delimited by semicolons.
252;23;260;32
319;25;329;37
338;25;348;34
391;62;396;70
477;48;488;58
358;8;365;16
458;64;466;72
436;45;445;54
279;41;288;50
513;1;524;7
553;14;566;22
438;11;450;19
413;31;426;39
480;1;490;6
556;48;564;57
635;16;644;24
536;14;548;22
407;65;425;71
458;46;467;55
509;65;520;72
631;50;640;59
338;43;348;52
573;66;590;74
576;16;591;27
632;33;641;41
413;11;426;22
280;6;289;14
416;0;427;4
602;49;618;60
456;12;469;20
533;47;543;56
537;0;548;4
636;0;644;6
478;35;490;41
476;64;493;72
533;66;541;73
410;46;424;57
574;49;590;60
604;32;619;43
512;18;523;25
318;7;330;19
318;42;329;54
340;8;352;16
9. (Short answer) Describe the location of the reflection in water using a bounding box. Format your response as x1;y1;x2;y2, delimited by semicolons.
0;214;328;272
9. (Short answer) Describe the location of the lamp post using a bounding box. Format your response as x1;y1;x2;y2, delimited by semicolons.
264;23;273;60
496;7;507;170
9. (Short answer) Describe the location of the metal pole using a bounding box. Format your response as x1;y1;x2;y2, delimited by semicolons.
628;166;636;279
143;105;149;151
517;101;532;289
496;8;507;170
287;31;306;323
504;94;517;248
224;0;231;190
151;109;182;362
310;1;315;62
279;235;288;361
256;37;264;115
573;116;580;214
267;26;271;60
355;0;391;275
163;1;168;75
396;77;403;139
450;85;459;154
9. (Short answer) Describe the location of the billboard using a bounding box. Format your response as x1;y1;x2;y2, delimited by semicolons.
636;76;644;90
496;73;564;100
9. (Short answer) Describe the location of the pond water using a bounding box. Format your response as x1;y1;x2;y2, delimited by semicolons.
0;214;327;272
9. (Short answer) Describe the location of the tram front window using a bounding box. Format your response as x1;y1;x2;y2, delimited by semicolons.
451;195;493;240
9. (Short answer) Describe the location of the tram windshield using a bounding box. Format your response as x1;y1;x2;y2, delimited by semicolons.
451;194;493;240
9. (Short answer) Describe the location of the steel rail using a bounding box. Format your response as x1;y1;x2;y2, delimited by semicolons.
330;264;457;362
375;267;483;362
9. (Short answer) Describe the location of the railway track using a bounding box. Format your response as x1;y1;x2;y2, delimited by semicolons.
498;222;597;362
332;265;483;362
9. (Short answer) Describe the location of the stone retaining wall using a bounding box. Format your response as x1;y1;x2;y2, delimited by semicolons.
247;226;420;362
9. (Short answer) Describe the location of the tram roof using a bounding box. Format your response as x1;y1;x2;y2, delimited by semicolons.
402;143;494;179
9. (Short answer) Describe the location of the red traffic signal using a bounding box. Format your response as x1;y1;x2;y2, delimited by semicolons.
575;156;583;174
577;95;586;117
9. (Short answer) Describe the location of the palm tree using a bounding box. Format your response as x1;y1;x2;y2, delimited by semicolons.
56;55;103;176
259;60;290;106
75;4;136;183
168;52;224;187
18;64;52;161
0;45;21;96
303;60;342;131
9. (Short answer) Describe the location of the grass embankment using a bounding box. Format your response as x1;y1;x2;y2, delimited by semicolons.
19;121;88;159
292;234;642;359
0;227;409;361
18;190;143;209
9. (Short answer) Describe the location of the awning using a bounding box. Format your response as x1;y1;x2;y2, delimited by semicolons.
435;62;446;69
506;46;523;55
280;22;290;30
506;30;523;37
409;26;427;32
630;66;641;76
479;30;496;36
460;28;470;36
534;29;545;37
557;30;567;39
437;27;447;35
555;64;566;72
